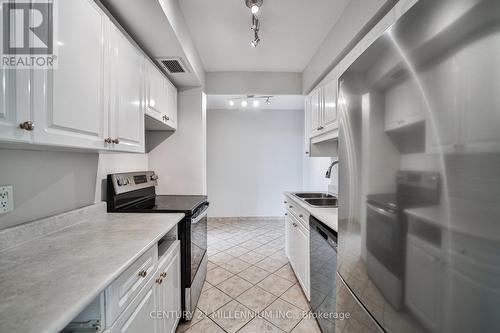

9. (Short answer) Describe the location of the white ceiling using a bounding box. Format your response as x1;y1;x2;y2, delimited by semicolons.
207;95;305;110
179;0;351;72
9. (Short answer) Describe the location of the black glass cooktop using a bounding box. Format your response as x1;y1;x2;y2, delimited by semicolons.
123;195;207;214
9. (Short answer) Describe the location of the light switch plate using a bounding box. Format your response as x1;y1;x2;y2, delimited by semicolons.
0;185;14;213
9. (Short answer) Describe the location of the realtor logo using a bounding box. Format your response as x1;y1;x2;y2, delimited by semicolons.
1;1;57;68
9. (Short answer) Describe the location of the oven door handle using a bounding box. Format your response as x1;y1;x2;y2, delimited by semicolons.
191;205;209;224
367;202;398;218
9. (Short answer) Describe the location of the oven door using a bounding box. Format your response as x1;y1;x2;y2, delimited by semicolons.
366;202;405;277
190;204;208;282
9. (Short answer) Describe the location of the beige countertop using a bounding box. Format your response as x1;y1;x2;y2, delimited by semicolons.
0;203;184;333
283;192;338;232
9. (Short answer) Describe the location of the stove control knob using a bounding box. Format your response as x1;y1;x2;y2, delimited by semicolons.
117;178;128;186
150;174;159;181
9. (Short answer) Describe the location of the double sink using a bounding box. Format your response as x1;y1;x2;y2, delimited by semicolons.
293;192;338;208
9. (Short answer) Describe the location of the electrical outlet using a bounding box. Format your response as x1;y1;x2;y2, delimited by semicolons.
0;185;14;213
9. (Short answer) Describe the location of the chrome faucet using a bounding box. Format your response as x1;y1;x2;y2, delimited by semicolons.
325;160;339;179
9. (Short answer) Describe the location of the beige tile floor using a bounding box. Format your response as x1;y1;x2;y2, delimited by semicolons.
177;218;322;333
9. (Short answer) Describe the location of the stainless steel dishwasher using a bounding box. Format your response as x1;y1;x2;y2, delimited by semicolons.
310;216;338;333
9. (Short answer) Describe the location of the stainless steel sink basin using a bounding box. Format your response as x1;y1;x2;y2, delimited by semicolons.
294;192;335;199
304;198;338;207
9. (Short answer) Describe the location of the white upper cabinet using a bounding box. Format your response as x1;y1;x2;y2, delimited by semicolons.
424;55;462;154
32;0;108;150
306;79;339;140
322;80;338;133
461;31;500;153
108;24;145;153
385;78;424;131
425;29;500;154
146;61;177;130
308;89;322;138
0;69;31;143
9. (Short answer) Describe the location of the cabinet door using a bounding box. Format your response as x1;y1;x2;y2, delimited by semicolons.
110;284;156;333
322;81;338;133
424;55;462;154
109;25;145;153
285;214;292;259
308;89;322;137
165;79;177;130
405;236;444;332
385;78;424;131
295;225;310;298
32;0;108;149
146;63;167;122
0;69;31;143
461;31;500;153
156;246;181;333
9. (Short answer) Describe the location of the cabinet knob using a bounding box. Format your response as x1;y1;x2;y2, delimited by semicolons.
160;272;167;278
289;205;293;209
284;213;288;216
156;278;163;284
299;214;303;218
305;151;309;155
317;126;324;130
19;121;34;131
104;137;112;144
138;270;147;278
292;223;298;227
112;138;120;144
284;201;287;204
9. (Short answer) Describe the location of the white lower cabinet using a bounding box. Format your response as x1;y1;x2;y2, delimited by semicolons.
405;235;444;333
155;242;181;333
284;197;310;299
108;280;156;333
103;241;181;333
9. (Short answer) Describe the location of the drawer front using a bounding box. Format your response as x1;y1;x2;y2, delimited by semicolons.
285;198;309;229
106;245;158;326
108;274;156;333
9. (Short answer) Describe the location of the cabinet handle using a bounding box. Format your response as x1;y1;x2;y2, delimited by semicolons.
165;116;170;121
138;270;147;278
317;126;324;130
284;201;287;204
160;272;167;278
19;121;34;131
305;151;309;155
156;278;163;284
292;223;298;227
285;213;288;216
104;137;112;144
289;205;293;208
112;138;120;144
299;214;303;218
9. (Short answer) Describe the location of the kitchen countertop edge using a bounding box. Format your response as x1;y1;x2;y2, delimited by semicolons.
283;191;338;232
0;205;185;333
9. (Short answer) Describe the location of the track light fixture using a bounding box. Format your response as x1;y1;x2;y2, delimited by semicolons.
245;0;263;48
227;95;273;108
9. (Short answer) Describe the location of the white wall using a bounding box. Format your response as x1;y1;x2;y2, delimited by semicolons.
149;87;207;195
302;156;333;193
0;149;98;229
207;108;303;217
0;148;150;230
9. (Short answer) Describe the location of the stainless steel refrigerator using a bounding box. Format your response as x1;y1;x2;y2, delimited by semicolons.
337;0;500;332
